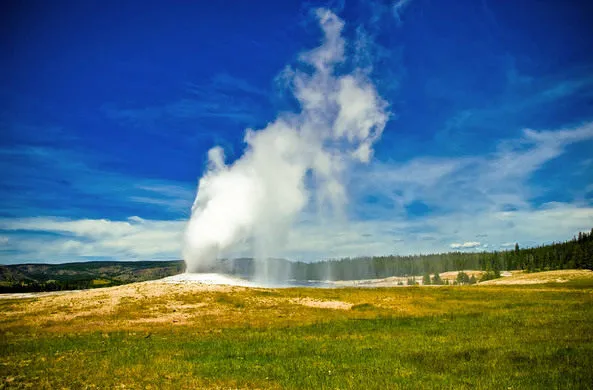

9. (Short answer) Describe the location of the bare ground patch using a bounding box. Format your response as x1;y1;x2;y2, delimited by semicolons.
289;298;352;310
0;281;244;331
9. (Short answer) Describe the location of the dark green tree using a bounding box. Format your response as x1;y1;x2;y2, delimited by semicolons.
431;273;443;285
422;272;431;285
456;271;470;285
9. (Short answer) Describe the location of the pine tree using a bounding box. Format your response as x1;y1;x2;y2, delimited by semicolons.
456;271;470;285
422;272;431;285
432;273;443;285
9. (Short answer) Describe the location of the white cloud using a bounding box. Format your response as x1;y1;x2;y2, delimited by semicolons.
450;241;481;249
279;202;593;259
355;121;593;215
0;200;591;264
0;217;186;263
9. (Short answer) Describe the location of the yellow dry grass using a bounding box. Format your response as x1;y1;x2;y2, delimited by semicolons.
1;269;591;336
0;280;448;336
478;269;593;285
1;271;592;389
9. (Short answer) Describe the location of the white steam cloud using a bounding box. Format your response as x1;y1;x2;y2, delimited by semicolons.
183;10;388;280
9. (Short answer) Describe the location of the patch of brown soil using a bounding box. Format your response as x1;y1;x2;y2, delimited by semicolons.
290;298;352;310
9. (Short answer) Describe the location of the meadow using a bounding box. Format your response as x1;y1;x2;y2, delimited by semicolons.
1;271;592;389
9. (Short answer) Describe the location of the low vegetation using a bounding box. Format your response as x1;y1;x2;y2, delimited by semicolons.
1;270;592;389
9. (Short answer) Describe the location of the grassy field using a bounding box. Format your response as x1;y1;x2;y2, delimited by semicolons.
1;271;592;389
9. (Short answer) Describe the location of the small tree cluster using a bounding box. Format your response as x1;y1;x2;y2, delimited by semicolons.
431;273;443;285
422;273;431;285
456;271;470;285
480;270;500;282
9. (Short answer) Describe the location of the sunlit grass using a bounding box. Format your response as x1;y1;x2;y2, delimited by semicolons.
1;276;592;388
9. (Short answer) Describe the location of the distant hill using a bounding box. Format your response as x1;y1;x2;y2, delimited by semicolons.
0;260;185;293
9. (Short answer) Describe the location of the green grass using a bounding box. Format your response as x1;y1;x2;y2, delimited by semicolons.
1;280;592;389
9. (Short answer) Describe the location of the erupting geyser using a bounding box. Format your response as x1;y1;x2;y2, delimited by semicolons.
183;9;389;283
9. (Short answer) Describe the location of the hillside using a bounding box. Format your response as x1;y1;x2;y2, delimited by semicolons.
0;260;185;293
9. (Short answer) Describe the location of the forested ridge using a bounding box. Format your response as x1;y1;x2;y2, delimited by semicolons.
0;261;185;293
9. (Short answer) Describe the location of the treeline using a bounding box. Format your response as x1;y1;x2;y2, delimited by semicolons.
286;228;593;281
505;230;593;272
0;279;123;293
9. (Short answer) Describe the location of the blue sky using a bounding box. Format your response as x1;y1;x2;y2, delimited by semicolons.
1;0;593;264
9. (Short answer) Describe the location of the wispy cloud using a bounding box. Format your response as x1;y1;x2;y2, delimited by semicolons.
195;73;269;98
105;73;271;129
359;121;593;215
438;69;593;146
0;146;195;219
392;0;413;25
104;98;260;128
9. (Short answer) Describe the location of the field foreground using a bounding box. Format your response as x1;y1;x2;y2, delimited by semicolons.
1;270;592;389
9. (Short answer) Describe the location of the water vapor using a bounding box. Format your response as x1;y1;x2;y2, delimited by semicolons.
183;9;388;283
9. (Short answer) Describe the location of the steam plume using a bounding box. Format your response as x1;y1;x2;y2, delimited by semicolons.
183;9;388;281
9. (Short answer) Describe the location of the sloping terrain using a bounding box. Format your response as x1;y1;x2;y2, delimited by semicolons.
0;261;185;292
478;269;593;285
